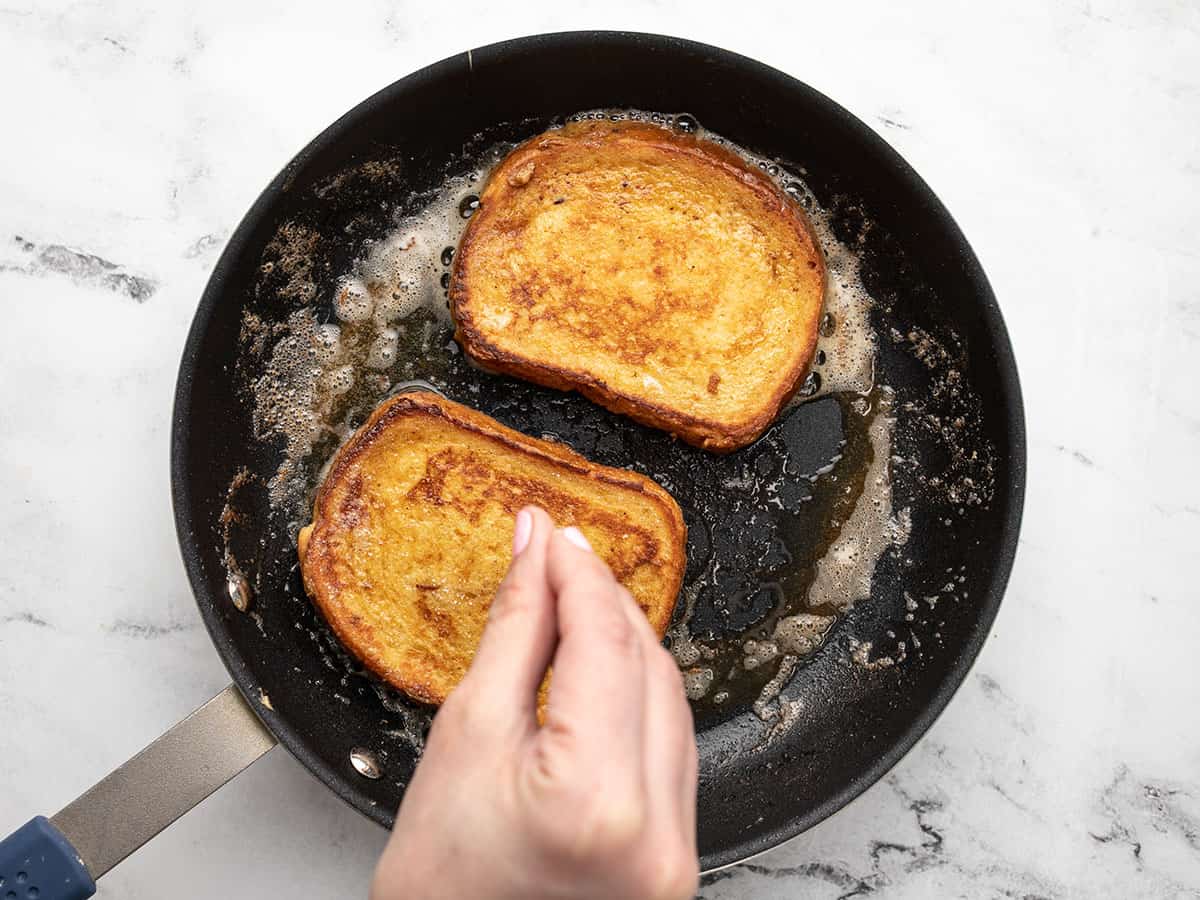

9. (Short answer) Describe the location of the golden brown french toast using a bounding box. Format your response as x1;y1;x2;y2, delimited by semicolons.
297;391;686;706
450;118;826;453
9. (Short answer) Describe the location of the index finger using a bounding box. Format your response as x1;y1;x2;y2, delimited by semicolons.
459;506;557;727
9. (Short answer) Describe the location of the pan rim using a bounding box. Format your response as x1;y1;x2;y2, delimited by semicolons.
170;28;1026;874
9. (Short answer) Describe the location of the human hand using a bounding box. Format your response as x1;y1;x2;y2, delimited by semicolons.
371;505;699;900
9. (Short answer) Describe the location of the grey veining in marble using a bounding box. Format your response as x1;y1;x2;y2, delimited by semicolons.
2;1;1198;897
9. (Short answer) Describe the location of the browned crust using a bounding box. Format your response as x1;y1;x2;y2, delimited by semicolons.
450;119;826;454
299;390;688;705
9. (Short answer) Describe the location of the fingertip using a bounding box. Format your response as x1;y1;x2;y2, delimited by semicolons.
510;506;554;564
513;508;533;556
545;527;611;591
561;526;592;551
526;505;555;534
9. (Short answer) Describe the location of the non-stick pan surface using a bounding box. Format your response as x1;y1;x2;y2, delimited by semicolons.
172;31;1024;871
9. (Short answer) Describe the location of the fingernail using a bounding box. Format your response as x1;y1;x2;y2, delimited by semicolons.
513;509;533;556
561;526;592;552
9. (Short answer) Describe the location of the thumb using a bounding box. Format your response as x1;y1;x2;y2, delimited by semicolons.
458;506;557;723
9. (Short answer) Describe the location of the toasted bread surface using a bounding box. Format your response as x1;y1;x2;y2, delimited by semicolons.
450;119;826;452
298;391;686;706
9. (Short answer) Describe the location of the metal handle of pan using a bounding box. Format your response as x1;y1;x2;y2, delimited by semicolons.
0;685;276;899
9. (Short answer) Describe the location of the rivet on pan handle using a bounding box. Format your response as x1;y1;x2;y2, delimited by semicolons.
0;685;276;898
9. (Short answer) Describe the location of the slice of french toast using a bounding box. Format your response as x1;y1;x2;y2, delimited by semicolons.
298;390;686;706
450;119;826;452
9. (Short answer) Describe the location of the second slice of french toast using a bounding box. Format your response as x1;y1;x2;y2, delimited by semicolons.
298;390;686;706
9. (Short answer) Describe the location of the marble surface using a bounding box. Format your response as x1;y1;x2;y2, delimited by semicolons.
1;1;1197;897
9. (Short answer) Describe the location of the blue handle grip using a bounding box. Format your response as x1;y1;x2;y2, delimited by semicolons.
0;817;94;900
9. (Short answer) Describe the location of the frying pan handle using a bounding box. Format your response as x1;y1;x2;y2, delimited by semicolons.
0;816;94;900
0;685;276;898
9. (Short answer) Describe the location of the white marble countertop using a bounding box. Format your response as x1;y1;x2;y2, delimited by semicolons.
1;1;1197;897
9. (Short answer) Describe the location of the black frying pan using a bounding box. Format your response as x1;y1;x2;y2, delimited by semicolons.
0;31;1023;895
